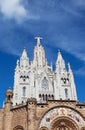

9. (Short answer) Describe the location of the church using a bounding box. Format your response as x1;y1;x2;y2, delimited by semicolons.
0;37;85;130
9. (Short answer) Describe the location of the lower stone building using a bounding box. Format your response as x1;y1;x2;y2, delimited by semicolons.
1;93;85;130
0;37;85;130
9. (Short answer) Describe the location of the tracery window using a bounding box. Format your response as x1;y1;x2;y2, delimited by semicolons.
42;77;49;90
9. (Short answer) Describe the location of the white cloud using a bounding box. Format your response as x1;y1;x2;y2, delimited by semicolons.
0;0;37;22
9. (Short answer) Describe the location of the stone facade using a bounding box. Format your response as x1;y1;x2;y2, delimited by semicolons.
0;37;85;130
0;98;85;130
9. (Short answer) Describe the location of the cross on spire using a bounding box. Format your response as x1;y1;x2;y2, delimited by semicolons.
35;37;43;45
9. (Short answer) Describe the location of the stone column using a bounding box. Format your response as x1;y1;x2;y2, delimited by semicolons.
27;98;37;130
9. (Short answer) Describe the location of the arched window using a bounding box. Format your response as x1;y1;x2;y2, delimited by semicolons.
65;88;68;99
52;95;54;100
42;77;49;90
22;87;26;97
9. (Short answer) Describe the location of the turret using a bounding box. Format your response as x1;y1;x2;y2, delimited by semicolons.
4;88;13;110
4;89;13;130
5;89;13;104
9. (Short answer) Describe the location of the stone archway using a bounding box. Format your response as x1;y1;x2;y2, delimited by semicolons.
51;117;79;130
40;126;49;130
13;125;24;130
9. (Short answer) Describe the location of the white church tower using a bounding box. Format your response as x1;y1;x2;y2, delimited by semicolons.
13;37;77;106
55;51;77;100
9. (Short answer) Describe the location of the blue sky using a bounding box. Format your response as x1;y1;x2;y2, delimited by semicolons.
0;0;85;107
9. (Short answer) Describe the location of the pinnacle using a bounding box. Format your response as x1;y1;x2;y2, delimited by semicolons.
21;48;28;58
68;62;72;72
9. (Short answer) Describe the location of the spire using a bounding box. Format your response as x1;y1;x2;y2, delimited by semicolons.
33;37;46;68
35;37;43;46
21;48;28;58
56;50;66;72
20;48;29;67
